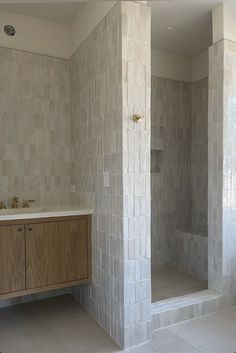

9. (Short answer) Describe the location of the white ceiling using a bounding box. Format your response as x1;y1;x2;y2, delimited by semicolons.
149;0;225;57
0;0;229;56
0;2;84;25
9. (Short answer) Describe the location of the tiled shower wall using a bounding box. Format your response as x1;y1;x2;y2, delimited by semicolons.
191;79;208;234
151;77;191;269
0;48;71;207
151;77;208;271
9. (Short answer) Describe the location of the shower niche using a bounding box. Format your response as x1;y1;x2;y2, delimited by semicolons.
151;150;163;174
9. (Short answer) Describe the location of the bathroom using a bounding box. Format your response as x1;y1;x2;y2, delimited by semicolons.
0;1;236;353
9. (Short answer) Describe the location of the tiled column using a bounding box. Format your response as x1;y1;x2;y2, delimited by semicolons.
209;39;236;305
70;1;151;349
121;1;151;347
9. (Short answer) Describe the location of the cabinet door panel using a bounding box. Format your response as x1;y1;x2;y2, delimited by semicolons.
0;225;25;294
26;219;89;290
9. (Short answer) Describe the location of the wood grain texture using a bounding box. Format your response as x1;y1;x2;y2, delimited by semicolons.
0;215;89;226
0;225;25;294
26;218;89;289
0;278;89;300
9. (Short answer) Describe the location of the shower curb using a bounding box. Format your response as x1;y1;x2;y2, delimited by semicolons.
152;289;223;331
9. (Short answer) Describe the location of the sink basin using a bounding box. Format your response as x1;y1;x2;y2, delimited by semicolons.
0;206;93;221
0;207;50;215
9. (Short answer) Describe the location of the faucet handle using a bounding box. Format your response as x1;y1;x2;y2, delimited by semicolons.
12;196;19;209
0;202;6;209
22;200;35;208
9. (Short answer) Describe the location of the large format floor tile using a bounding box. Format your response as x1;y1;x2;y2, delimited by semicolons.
0;327;65;353
150;328;195;353
0;295;236;353
207;305;236;332
169;317;234;348
197;335;236;353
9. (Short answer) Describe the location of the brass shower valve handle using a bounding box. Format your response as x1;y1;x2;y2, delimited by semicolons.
133;114;144;123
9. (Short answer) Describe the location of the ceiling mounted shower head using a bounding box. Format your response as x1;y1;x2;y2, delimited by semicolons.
4;25;16;37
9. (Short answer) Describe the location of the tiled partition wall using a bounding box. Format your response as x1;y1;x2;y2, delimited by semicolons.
122;2;151;347
70;2;151;349
70;2;124;345
208;39;236;304
0;48;71;207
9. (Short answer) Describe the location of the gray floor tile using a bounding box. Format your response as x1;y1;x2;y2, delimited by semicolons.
150;328;195;353
170;317;234;348
0;327;65;353
198;334;236;353
207;305;236;332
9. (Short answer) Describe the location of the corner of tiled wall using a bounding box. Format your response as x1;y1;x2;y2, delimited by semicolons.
208;38;236;307
121;1;151;347
70;1;152;349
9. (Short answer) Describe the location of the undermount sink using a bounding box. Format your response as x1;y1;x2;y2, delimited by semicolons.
0;206;93;221
0;207;51;215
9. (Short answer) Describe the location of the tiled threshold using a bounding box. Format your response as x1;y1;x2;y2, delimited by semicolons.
152;289;223;331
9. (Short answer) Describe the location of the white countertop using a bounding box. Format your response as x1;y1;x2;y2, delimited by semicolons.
0;206;93;221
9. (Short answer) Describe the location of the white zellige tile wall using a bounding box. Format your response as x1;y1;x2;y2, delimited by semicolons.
122;1;151;348
70;1;124;347
0;48;71;207
209;39;236;304
151;77;208;276
70;1;151;349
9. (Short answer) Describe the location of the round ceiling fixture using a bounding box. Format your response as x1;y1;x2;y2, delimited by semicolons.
4;25;16;37
167;26;174;31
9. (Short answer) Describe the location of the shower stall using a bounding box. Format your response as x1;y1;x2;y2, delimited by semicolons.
151;76;208;302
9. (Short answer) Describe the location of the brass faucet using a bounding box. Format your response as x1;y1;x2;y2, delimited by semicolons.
22;200;35;208
12;196;19;208
0;202;6;209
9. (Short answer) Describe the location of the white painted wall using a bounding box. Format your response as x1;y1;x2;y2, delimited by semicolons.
223;1;236;43
151;48;208;83
71;2;115;53
151;48;192;82
0;10;71;58
212;1;236;44
212;3;224;44
192;51;209;83
0;2;115;58
0;3;209;83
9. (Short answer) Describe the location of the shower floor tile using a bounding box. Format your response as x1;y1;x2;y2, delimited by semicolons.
152;266;208;302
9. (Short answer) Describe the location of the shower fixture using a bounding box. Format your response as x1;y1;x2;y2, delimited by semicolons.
4;25;16;37
133;114;144;123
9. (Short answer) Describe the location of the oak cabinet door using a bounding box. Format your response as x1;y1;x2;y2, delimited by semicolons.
0;225;25;294
26;219;89;290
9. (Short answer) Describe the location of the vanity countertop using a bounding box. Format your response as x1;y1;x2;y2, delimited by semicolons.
0;206;93;221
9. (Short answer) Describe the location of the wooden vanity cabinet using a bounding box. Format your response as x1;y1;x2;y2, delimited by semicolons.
0;225;25;295
26;219;89;290
0;215;91;299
